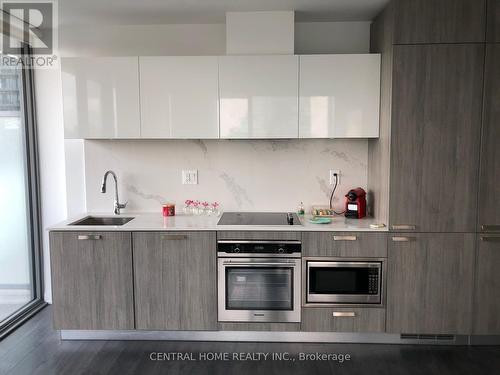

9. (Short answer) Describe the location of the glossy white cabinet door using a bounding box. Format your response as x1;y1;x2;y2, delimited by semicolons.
139;56;219;139
299;54;381;138
219;55;299;139
61;57;141;139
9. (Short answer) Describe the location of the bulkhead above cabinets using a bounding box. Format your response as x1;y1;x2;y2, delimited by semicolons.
61;54;381;140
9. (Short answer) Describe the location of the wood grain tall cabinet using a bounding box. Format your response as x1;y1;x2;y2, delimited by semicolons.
390;43;483;233
473;20;500;334
487;0;500;42
369;0;492;335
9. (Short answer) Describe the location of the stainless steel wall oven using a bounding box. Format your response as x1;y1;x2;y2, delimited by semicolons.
217;240;301;323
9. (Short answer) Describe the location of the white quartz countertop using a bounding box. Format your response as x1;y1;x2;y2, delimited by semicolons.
48;212;388;232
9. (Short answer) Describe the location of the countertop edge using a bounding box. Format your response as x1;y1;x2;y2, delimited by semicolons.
47;213;388;232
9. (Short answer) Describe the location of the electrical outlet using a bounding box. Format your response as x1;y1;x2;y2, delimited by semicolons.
182;170;198;185
329;170;341;185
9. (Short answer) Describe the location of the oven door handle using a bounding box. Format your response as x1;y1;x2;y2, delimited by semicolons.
222;261;296;267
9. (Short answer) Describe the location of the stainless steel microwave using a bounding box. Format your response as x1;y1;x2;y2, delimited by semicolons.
303;258;384;305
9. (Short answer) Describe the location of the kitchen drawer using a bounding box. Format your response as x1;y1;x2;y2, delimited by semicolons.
302;232;387;257
219;323;300;332
217;231;301;241
301;308;386;333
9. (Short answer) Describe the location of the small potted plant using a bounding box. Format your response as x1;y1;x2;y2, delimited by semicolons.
192;200;201;215
211;201;220;216
201;201;210;215
184;199;193;215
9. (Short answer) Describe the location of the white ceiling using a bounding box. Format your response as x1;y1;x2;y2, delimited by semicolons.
59;0;390;26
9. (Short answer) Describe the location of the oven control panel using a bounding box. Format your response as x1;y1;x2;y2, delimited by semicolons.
217;240;301;256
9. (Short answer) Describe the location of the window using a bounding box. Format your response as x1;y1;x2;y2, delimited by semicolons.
0;46;45;338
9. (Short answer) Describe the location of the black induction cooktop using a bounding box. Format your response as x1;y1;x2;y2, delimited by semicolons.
217;212;302;226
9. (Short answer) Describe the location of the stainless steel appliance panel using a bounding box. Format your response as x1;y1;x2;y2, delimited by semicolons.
218;257;301;322
304;259;384;305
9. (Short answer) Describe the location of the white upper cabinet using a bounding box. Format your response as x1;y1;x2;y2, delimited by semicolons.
61;54;380;140
139;56;219;138
219;55;299;139
299;54;381;138
61;57;141;139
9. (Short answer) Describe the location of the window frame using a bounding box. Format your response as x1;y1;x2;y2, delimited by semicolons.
0;44;46;339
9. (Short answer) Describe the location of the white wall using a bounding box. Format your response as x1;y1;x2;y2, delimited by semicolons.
59;21;370;57
295;22;370;54
60;24;227;57
37;20;371;303
35;67;67;303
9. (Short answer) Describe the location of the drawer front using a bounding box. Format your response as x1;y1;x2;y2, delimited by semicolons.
219;323;301;332
302;308;386;333
217;231;301;241
303;232;387;257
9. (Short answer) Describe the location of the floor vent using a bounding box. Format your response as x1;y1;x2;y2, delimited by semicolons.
401;334;419;340
401;334;456;342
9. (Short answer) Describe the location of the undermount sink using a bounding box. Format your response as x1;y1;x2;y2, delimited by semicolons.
69;216;134;226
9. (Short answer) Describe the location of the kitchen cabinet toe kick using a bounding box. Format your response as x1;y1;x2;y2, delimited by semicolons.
59;329;481;345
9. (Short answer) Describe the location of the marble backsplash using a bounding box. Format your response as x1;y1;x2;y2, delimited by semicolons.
84;139;368;214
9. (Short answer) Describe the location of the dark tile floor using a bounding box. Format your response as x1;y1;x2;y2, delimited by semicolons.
1;306;500;375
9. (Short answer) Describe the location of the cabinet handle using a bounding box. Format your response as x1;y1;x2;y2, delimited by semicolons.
480;235;500;242
333;235;357;241
332;312;356;318
161;234;188;240
481;225;500;232
391;224;416;230
392;236;416;242
77;235;102;240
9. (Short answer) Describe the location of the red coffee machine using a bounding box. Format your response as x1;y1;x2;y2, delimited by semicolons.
345;188;367;219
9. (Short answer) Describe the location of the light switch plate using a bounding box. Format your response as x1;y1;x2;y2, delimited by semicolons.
182;170;198;185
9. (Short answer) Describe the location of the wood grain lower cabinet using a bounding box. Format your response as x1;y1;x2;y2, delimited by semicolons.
302;308;385;333
386;233;475;334
133;232;217;330
49;232;134;330
302;232;387;257
473;234;500;334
